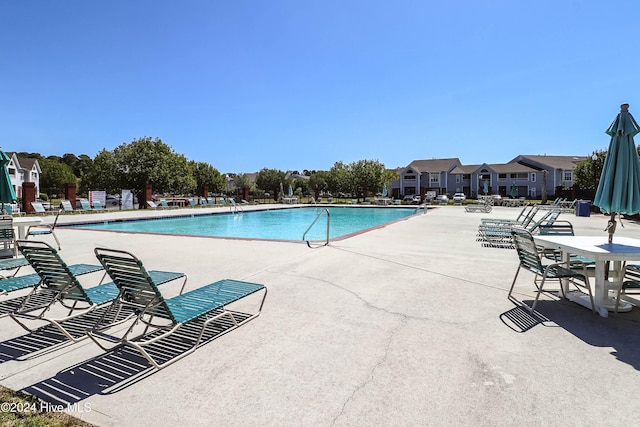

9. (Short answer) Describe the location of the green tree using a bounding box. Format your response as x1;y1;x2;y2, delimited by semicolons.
233;173;253;200
308;171;329;200
60;153;79;175
328;161;354;199
190;161;226;196
112;137;196;207
350;159;385;199
82;149;119;194
574;150;606;190
256;168;285;201
293;176;310;196
39;158;77;196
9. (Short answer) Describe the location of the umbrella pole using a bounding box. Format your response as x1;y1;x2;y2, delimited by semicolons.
604;212;617;280
606;212;617;244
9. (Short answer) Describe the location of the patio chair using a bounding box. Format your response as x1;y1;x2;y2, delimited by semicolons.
60;200;76;212
1;204;21;216
31;201;52;215
477;208;560;248
158;198;176;209
25;208;62;250
147;200;160;209
480;205;538;226
0;215;17;258
538;220;596;277
79;198;105;212
88;247;267;369
92;200;106;211
614;264;640;314
508;227;594;314
9;240;187;342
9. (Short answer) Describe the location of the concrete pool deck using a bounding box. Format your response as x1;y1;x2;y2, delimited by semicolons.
2;204;640;426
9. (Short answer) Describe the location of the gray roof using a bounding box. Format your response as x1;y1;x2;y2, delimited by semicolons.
510;155;587;170
404;158;460;173
451;163;537;174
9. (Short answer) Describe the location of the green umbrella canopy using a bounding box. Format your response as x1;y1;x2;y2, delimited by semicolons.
0;149;16;205
594;104;640;242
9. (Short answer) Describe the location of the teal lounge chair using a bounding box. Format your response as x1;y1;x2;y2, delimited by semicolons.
79;198;105;212
158;198;178;209
1;204;21;216
31;202;53;215
8;240;187;342
78;199;91;211
89;247;267;369
60;200;76;212
92;200;106;211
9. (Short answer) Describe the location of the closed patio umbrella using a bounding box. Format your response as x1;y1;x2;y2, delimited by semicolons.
594;103;640;243
382;184;388;197
0;149;16;213
288;184;293;197
510;183;518;198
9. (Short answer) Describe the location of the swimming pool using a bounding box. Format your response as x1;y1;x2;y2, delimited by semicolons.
66;207;419;241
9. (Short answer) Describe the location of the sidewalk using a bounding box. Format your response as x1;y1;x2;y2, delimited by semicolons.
1;205;640;426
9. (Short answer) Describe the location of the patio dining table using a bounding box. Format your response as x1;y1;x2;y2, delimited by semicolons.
533;234;640;317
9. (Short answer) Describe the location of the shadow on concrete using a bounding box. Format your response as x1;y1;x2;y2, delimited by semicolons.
20;312;252;405
507;297;640;371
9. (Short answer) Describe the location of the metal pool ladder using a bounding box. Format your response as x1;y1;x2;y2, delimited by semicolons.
303;208;330;248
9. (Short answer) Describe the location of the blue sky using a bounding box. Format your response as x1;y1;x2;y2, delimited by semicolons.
1;1;638;173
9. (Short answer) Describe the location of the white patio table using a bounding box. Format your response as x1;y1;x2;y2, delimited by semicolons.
533;235;640;318
13;217;43;239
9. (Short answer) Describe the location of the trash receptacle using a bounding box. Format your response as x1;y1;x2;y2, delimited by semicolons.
575;200;591;217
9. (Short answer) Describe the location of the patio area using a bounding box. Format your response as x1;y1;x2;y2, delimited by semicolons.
1;204;640;426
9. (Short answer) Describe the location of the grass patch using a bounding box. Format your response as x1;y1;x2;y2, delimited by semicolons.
0;385;95;426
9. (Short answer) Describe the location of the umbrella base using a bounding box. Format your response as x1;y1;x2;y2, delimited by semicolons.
565;291;632;317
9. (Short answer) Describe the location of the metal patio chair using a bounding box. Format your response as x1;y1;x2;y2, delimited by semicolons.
508;227;595;314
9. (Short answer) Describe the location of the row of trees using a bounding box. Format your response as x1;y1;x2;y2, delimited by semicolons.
29;137;397;206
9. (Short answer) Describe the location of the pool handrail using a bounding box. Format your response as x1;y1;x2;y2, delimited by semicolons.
303;208;330;248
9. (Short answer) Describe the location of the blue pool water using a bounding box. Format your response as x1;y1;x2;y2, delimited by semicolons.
67;207;418;241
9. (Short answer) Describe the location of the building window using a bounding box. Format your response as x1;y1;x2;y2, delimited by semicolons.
429;173;439;185
404;174;416;181
530;173;536;182
462;174;470;180
563;171;573;181
456;174;461;183
498;173;507;181
510;173;529;180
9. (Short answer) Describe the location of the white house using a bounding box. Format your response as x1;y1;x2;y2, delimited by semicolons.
6;152;41;199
